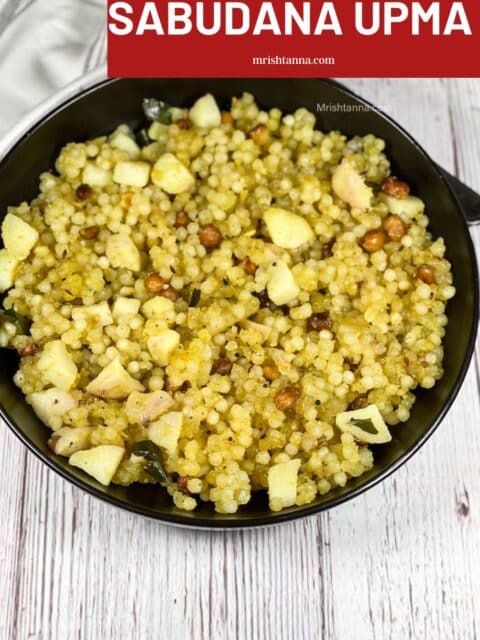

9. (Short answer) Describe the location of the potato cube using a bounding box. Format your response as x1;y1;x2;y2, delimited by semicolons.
151;153;194;194
0;249;19;292
266;260;299;305
125;390;174;425
69;445;125;486
147;330;180;366
113;161;151;187
241;320;272;342
170;107;187;122
37;340;78;391
112;296;141;319
141;142;163;163
0;318;16;347
264;207;314;249
149;412;183;455
86;357;144;399
332;159;372;209
141;296;174;319
381;194;425;218
189;94;221;128
27;388;78;430
2;213;39;260
336;404;392;444
72;301;113;327
48;426;92;457
82;163;112;187
268;459;301;510
148;121;169;141
110;128;141;159
106;233;141;271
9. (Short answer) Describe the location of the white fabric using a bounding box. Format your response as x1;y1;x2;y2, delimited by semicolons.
0;0;105;138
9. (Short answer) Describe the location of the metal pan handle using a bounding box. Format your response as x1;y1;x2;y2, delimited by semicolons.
436;165;480;226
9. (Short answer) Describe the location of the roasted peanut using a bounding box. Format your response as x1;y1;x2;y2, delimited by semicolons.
211;357;233;376
199;224;222;250
321;240;335;259
381;176;410;199
416;264;436;284
221;111;234;126
249;124;269;146
163;378;191;394
18;342;40;358
348;394;369;410
262;360;280;381
176;118;192;130
76;183;93;201
239;258;257;275
144;273;166;293
307;312;333;332
274;386;300;412
177;476;192;495
80;225;100;240
174;211;190;228
361;229;386;253
161;286;181;301
383;214;407;242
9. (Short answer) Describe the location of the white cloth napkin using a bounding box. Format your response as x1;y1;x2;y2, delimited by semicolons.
0;0;105;138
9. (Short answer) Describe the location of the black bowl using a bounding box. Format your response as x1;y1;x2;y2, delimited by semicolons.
0;79;478;528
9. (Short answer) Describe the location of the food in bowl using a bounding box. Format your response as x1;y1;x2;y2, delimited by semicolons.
0;92;455;513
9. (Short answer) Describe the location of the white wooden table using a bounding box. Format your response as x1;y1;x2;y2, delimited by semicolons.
1;73;480;639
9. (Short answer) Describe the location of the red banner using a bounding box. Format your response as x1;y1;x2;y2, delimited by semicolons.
107;0;480;77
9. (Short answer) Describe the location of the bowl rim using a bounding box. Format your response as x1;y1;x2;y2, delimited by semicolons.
0;74;478;529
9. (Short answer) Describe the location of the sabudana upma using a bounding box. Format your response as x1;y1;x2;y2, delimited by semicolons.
0;93;455;513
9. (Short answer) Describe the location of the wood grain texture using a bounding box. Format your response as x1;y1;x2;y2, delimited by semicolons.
1;78;480;640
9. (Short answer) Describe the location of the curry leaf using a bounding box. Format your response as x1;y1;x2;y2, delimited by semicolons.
0;309;31;335
350;418;378;435
136;128;151;146
131;439;161;459
132;440;169;486
189;288;201;307
142;98;172;125
144;461;169;485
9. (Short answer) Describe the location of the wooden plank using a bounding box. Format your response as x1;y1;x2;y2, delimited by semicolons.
0;428;28;640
